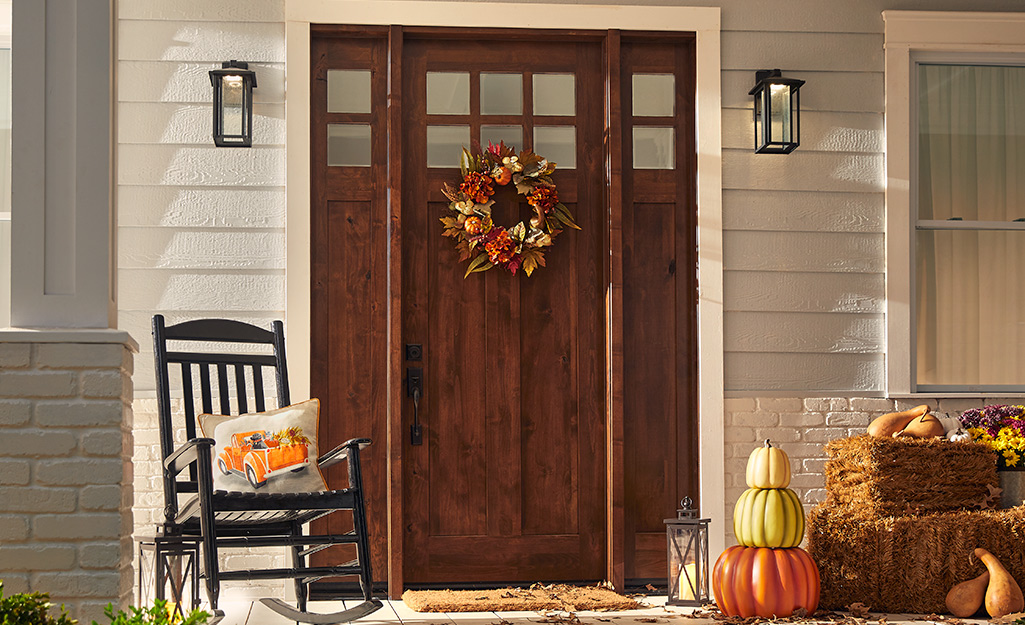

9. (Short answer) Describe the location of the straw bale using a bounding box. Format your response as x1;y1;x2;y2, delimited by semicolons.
825;435;998;515
807;503;1025;614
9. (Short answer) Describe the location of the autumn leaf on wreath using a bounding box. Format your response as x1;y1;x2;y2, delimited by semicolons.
441;182;464;203
553;204;582;230
520;248;546;277
464;253;493;278
455;240;472;261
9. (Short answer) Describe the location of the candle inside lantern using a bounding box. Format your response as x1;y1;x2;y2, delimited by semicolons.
679;562;697;601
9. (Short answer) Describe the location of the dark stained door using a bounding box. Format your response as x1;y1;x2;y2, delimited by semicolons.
309;26;699;593
399;33;607;584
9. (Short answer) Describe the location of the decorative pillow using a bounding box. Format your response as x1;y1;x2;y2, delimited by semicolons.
197;398;328;494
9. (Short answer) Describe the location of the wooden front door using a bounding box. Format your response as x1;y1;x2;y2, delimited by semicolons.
399;34;606;584
310;26;698;594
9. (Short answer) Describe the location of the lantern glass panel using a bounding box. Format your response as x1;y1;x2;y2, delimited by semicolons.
769;83;793;144
220;75;245;140
666;520;709;606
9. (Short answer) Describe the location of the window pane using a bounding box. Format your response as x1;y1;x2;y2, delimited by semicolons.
427;125;471;168
327;124;371;167
427;72;470;115
481;125;522;151
633;127;674;169
916;229;1025;387
481;73;522;115
533;126;575;169
327;70;371;114
632;74;675;117
533;74;575;116
918;64;1025;221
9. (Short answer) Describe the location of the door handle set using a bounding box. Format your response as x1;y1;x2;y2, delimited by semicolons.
406;344;423;445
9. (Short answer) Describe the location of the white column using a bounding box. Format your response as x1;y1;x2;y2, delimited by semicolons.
10;0;114;328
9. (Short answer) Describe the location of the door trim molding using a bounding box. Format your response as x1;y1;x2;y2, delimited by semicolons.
286;0;724;592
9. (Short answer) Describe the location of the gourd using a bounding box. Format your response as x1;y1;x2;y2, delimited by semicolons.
733;487;805;548
945;570;989;617
867;404;930;437
712;545;820;618
975;548;1025;617
746;440;791;489
893;412;945;439
948;428;972;443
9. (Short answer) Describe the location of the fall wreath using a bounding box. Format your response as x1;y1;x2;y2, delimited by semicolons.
440;142;580;277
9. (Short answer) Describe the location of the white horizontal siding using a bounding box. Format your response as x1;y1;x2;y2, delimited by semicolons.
724;231;883;273
722;190;883;233
725;272;884;314
118;186;285;228
722;31;883;72
721;70;883;113
119;229;285;270
724;352;884;392
119;0;283;22
117;1;287;399
119;102;285;145
119;20;285;62
118;145;285;186
118;61;285;103
726;312;884;354
723;150;884;193
722;109;883;153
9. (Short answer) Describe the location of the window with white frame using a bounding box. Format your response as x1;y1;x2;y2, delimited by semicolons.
885;11;1025;395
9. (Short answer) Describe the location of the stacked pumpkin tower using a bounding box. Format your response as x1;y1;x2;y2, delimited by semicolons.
805;407;1025;615
712;441;820;618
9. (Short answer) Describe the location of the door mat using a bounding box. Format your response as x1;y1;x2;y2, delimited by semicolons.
401;584;640;613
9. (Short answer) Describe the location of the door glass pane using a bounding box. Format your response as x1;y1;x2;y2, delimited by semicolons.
427;72;470;115
533;74;575;116
327;124;371;167
481;125;522;151
533;126;575;169
632;73;675;117
633;127;674;169
481;73;522;115
916;229;1025;386
427;125;471;168
327;70;371;114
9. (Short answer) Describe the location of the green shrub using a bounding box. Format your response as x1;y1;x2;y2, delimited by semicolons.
92;600;209;625
0;581;75;625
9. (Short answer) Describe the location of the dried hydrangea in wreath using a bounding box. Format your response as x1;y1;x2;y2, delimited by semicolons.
440;142;580;277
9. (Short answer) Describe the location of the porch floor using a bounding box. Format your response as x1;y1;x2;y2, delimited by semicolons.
216;594;990;625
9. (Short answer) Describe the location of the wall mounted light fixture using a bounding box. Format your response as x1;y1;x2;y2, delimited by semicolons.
209;60;257;147
749;69;805;154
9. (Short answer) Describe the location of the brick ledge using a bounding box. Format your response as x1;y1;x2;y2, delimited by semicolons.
0;328;139;352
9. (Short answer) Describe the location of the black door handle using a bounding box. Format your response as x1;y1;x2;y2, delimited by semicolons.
408;367;423;445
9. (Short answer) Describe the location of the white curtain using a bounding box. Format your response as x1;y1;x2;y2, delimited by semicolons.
917;64;1025;386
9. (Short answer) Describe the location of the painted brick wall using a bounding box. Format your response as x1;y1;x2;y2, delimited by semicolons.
724;397;1009;546
0;338;135;623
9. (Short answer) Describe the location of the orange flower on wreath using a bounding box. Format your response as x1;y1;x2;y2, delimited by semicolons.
460;171;494;204
527;186;558;215
484;228;516;265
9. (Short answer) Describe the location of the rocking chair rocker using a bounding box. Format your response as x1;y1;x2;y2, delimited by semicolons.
152;315;382;623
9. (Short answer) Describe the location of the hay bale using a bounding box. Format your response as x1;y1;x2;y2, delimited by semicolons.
807;503;1025;613
825;435;998;514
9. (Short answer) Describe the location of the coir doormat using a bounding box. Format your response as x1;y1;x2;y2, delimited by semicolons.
402;584;640;613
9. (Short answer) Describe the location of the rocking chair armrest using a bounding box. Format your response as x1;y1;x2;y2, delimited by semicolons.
317;437;372;470
163;437;216;477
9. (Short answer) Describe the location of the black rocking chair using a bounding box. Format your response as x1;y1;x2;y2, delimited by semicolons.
152;314;382;624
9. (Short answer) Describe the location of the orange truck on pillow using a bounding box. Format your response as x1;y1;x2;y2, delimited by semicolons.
216;429;310;489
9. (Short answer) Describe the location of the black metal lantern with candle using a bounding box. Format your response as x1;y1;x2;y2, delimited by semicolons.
209;60;257;147
664;496;711;607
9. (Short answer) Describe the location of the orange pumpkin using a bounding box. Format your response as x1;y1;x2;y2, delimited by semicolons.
712;545;820;618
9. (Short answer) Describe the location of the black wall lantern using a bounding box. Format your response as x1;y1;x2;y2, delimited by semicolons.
209;60;257;147
749;69;805;154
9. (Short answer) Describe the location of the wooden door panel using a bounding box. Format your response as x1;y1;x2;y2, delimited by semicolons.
401;35;606;584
